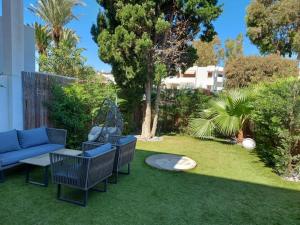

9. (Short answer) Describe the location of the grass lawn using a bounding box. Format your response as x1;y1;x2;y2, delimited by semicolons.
0;136;300;225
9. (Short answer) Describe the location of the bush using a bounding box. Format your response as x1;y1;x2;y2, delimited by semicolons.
159;89;212;133
224;54;298;88
251;78;300;176
48;78;118;148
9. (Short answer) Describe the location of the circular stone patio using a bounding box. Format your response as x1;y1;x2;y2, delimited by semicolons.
145;154;197;171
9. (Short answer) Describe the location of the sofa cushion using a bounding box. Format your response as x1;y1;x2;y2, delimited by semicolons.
0;144;63;166
0;130;21;153
118;135;137;145
84;143;112;157
18;127;49;148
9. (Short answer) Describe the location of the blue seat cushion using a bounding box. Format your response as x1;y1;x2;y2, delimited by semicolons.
0;144;63;166
118;135;137;145
18;127;49;148
84;143;112;157
0;130;21;153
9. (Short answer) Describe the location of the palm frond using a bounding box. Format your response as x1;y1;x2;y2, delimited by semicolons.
189;118;216;138
60;28;80;47
29;0;84;44
188;89;252;138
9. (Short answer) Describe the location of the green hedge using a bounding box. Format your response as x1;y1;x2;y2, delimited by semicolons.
48;78;118;149
251;78;300;176
159;89;212;134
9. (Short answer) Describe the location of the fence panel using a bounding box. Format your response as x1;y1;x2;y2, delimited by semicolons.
22;71;75;129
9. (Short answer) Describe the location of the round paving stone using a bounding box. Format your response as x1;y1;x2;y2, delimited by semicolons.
145;154;197;171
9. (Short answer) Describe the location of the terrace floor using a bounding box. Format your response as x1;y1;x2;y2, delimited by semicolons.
0;136;300;225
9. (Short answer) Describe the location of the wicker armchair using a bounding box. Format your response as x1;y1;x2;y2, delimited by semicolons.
82;135;137;183
50;146;116;206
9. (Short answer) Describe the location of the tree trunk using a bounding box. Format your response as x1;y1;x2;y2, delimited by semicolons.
141;78;152;139
237;129;244;143
151;82;162;138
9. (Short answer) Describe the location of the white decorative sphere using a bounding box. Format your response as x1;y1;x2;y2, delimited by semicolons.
242;138;256;150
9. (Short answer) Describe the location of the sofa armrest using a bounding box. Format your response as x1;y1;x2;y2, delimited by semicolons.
47;128;67;146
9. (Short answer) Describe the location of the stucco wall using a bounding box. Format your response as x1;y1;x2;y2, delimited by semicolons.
0;16;3;73
24;25;35;72
0;5;35;131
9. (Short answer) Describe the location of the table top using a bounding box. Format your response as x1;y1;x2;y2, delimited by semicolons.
19;149;82;167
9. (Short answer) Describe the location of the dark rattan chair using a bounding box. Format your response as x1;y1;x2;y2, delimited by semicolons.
50;145;116;206
82;135;137;183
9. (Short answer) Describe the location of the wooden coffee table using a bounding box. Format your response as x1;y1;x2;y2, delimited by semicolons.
20;148;82;187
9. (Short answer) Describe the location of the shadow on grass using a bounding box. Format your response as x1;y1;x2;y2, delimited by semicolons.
0;148;299;225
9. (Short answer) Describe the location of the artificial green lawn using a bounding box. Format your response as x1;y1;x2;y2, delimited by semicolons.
0;136;300;225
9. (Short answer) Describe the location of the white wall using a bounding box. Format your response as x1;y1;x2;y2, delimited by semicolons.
0;0;35;132
0;16;10;131
0;16;3;72
24;25;35;72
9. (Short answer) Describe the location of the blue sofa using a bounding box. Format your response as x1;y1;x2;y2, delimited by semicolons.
0;127;67;182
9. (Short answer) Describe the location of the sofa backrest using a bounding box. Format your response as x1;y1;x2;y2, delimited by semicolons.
17;127;50;149
0;130;21;153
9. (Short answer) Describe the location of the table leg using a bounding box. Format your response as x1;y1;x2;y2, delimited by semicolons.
44;166;49;187
26;165;49;187
25;165;30;183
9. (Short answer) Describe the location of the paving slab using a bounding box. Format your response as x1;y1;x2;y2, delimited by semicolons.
145;154;197;171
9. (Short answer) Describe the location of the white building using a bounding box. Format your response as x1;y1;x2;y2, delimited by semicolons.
163;66;225;92
97;71;115;84
0;0;35;131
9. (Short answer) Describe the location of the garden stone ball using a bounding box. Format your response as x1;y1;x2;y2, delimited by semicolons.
242;138;256;150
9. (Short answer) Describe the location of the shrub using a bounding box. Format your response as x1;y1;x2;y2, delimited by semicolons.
224;54;298;88
48;78;118;148
159;89;212;133
251;78;300;176
189;89;253;142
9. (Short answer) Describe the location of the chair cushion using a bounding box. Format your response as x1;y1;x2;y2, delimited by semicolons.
0;130;21;153
84;143;112;157
0;144;63;166
18;127;49;148
118;135;137;145
88;126;102;141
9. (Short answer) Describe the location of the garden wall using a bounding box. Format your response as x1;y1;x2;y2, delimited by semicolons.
22;71;75;129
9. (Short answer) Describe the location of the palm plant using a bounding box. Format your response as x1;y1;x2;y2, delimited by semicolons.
29;0;84;46
33;22;51;55
60;28;80;47
189;90;252;142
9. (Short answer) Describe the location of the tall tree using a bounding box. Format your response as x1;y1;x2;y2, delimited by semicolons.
225;33;243;62
29;0;84;46
92;0;222;139
193;36;224;66
246;0;300;59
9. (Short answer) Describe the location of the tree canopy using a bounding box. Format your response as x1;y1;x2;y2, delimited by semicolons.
91;0;222;138
29;0;84;46
193;36;224;66
225;33;243;62
246;0;300;59
224;54;299;88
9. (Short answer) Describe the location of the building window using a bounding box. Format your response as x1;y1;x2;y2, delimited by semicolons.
218;74;223;78
208;72;213;78
183;72;196;78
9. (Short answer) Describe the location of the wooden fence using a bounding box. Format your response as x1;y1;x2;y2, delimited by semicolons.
22;71;76;129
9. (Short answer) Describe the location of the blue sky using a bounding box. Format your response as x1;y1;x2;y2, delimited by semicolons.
3;0;260;72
